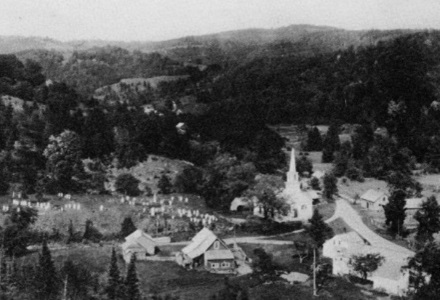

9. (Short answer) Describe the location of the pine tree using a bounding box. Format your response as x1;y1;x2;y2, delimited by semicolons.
384;189;407;237
306;127;323;151
415;196;440;245
120;217;137;239
35;239;59;299
308;210;333;249
323;173;338;201
124;254;141;300
106;248;123;300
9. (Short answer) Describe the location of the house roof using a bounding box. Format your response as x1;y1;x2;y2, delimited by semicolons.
360;189;387;203
405;198;424;210
122;229;156;255
230;197;252;210
181;228;222;259
204;249;235;260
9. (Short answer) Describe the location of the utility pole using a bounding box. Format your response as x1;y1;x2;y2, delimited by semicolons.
63;274;68;300
313;247;317;296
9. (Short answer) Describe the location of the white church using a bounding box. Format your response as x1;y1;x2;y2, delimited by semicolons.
279;149;314;222
252;149;315;222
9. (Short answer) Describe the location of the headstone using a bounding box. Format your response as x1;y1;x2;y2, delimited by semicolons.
99;205;104;212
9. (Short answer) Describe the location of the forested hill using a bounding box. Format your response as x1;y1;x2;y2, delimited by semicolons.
3;25;416;61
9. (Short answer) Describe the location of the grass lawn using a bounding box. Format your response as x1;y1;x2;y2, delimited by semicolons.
316;202;336;220
328;217;351;235
337;177;388;199
20;244;226;299
247;276;378;300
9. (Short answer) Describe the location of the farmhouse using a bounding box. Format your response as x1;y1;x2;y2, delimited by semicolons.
121;229;158;262
278;149;314;222
358;189;388;211
323;232;411;295
176;228;235;274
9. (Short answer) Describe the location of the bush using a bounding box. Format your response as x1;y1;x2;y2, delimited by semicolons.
346;166;364;182
115;173;140;196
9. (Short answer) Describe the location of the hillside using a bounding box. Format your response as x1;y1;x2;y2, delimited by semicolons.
93;75;190;104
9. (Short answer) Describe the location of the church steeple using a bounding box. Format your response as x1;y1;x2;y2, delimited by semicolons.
286;148;301;193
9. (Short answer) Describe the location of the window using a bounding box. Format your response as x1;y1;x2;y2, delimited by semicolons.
221;262;230;268
213;241;220;250
211;262;219;268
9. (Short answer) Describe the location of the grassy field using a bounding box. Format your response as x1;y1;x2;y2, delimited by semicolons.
20;244;226;299
337;177;388;199
0;191;216;241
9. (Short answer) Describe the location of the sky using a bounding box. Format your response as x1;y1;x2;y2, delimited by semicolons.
0;0;440;42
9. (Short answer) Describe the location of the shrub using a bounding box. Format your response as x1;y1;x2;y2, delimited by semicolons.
115;173;140;196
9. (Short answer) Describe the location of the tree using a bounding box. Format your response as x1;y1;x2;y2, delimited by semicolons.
124;254;141;300
252;248;277;281
292;241;312;263
296;156;313;176
1;206;38;256
115;173;140;196
415;196;440;246
349;253;384;281
210;277;249;300
157;174;172;194
407;242;440;299
310;177;321;190
106;248;123;300
43;130;84;193
384;189;406;237
323;173;338;201
61;259;97;300
306;127;323;151
34;240;59;299
308;209;333;249
120;217;137;238
321;124;340;163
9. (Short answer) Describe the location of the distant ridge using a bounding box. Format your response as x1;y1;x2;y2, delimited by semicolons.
0;24;422;55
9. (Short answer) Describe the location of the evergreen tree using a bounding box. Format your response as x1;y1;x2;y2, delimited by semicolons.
124;254;141;300
106;248;123;300
415;196;440;246
321;124;340;163
323;173;338;201
34;239;59;299
384;189;407;237
308;209;333;248
306;127;323;151
120;217;137;238
158;174;172;194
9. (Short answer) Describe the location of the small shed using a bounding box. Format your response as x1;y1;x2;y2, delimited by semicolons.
359;189;388;211
121;229;158;262
230;197;253;212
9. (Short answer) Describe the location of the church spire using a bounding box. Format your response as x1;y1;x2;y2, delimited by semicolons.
286;148;300;193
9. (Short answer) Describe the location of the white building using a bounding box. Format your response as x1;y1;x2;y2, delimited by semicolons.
359;189;388;211
278;149;314;222
121;229;158;262
323;232;411;295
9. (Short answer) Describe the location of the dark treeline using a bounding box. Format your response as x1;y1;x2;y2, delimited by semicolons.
0;51;285;208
